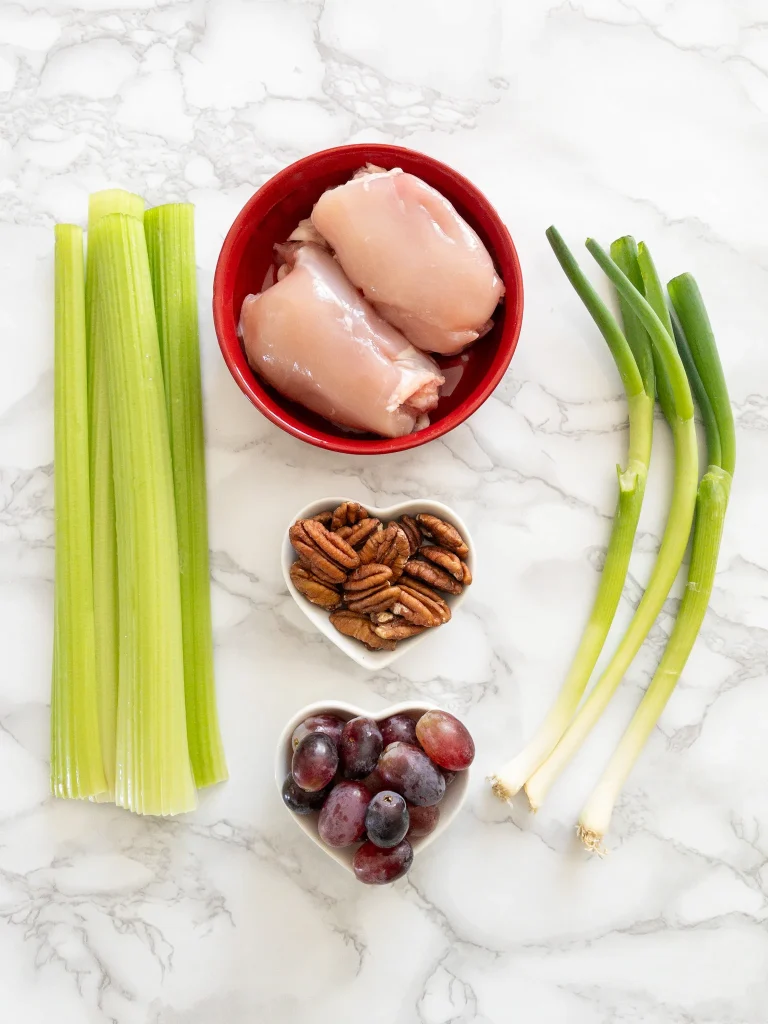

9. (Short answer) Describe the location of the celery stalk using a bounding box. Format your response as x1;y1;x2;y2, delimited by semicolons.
91;212;196;816
578;277;734;849
85;189;145;798
51;224;106;799
145;204;227;788
524;241;698;811
489;229;654;800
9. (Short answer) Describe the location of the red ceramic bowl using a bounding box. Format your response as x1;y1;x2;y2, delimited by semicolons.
213;144;523;454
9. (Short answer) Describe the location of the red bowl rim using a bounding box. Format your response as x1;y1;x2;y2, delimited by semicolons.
212;143;524;455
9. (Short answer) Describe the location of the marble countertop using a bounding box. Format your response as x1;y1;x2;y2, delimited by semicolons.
2;0;768;1020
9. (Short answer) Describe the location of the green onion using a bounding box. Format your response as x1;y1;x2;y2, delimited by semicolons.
578;275;734;849
51;224;106;799
524;240;699;811
86;190;144;798
92;212;196;816
145;204;227;789
489;230;654;800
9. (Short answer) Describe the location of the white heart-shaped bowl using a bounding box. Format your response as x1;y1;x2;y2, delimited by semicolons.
282;497;474;670
275;700;470;874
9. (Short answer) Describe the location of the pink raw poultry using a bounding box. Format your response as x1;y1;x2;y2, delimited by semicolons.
311;167;504;356
240;244;444;439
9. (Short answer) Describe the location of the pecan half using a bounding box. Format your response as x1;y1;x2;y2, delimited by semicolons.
330;609;396;651
289;519;360;584
311;510;333;526
398;514;422;556
420;544;472;584
346;585;401;615
416;514;469;559
403;556;463;595
290;563;342;610
359;522;410;580
372;616;426;641
331;501;369;531
370;610;395;625
335;517;381;548
393;580;451;627
344;564;393;592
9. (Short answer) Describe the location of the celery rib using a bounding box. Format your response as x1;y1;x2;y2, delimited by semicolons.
524;241;698;811
489;230;653;800
92;212;196;816
51;224;106;800
86;190;145;799
145;204;227;788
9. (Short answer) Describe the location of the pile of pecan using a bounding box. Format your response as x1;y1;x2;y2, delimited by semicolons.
288;501;472;652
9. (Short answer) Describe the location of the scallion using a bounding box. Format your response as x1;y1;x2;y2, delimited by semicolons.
524;240;699;811
578;274;734;849
489;230;655;800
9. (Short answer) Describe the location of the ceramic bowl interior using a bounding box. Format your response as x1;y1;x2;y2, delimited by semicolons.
213;142;524;454
275;699;470;874
282;497;474;670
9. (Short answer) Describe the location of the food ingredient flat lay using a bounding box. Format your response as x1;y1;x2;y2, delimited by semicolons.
6;6;762;1019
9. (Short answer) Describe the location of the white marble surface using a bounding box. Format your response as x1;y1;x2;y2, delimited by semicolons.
2;0;767;1020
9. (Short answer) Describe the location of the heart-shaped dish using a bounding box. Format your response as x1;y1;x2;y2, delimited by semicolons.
282;497;474;670
275;700;470;874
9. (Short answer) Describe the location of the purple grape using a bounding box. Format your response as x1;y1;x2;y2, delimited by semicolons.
291;713;345;752
377;741;445;806
415;710;475;770
441;768;457;788
379;713;418;748
406;803;440;838
318;781;370;847
340;717;383;780
353;839;413;884
292;733;338;792
281;775;328;815
365;791;409;848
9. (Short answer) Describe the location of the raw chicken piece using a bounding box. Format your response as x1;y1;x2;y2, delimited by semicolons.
240;244;444;438
311;167;504;356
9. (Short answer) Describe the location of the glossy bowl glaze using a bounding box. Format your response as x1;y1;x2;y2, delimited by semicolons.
282;496;474;670
275;699;470;875
213;143;524;454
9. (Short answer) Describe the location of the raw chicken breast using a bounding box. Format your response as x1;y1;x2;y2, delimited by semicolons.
311;167;504;356
240;244;444;438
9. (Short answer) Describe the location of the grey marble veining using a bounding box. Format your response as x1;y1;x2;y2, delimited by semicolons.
1;0;768;1021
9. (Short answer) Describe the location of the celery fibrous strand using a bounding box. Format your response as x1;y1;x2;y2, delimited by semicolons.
489;230;653;800
524;241;698;811
51;224;106;800
145;204;227;789
93;212;196;816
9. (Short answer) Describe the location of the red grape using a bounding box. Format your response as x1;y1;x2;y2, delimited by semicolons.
353;839;413;884
340;717;383;779
379;713;418;747
362;767;388;796
377;742;445;806
318;781;370;847
406;803;440;838
282;775;328;814
365;792;409;848
292;733;338;792
291;713;345;752
415;710;474;771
